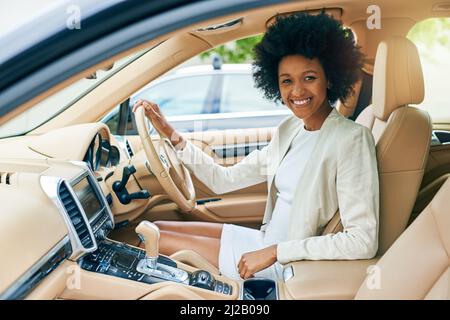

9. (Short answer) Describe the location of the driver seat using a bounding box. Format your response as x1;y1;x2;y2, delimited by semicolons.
323;36;432;256
170;36;431;274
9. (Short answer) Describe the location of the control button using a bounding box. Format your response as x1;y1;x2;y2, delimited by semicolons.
215;281;223;293
222;284;230;295
82;262;95;271
105;220;114;231
90;252;99;262
108;266;118;274
97;229;106;240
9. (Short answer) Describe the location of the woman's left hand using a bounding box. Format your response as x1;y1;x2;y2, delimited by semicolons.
237;245;278;279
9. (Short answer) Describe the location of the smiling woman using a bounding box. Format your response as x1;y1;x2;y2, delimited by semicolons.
0;0;448;303
137;12;378;281
252;12;363;106
277;55;331;130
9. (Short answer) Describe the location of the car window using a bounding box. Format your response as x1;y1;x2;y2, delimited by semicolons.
103;105;120;134
220;74;281;113
130;75;217;116
0;48;149;138
407;18;450;120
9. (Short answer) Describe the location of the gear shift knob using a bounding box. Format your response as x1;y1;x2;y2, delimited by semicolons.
135;221;160;259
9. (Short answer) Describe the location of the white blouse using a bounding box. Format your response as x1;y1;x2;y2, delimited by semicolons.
264;126;321;245
219;125;321;280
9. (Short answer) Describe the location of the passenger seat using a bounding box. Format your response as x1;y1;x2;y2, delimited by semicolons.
356;177;450;299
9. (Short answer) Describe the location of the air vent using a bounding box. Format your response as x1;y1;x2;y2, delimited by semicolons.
126;139;134;157
0;172;16;185
58;182;94;249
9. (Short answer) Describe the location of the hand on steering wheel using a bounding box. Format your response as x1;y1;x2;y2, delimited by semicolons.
133;100;195;212
132;100;185;148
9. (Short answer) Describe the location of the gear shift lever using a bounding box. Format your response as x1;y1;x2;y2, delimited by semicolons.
135;220;189;284
135;221;160;269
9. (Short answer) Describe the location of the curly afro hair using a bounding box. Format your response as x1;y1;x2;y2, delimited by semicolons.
253;12;364;103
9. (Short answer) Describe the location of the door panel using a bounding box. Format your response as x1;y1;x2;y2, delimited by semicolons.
432;119;450;131
423;131;450;187
412;129;450;223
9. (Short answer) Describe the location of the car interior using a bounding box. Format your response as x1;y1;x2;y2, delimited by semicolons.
0;0;449;300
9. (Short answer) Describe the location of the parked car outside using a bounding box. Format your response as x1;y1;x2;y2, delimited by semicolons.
102;61;290;134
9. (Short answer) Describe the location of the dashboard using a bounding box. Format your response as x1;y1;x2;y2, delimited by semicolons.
0;123;126;298
0;159;115;299
0;155;234;300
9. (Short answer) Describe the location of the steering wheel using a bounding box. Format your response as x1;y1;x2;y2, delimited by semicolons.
134;107;196;212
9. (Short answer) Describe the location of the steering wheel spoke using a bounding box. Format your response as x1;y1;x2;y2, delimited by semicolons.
134;107;196;212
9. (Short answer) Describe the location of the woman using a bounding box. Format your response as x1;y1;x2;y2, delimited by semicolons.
133;13;379;280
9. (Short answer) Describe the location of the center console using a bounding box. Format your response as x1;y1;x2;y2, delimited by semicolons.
78;240;233;295
44;161;233;297
240;278;278;300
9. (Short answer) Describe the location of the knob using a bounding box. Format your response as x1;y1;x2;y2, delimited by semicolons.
96;229;106;240
190;270;215;290
129;190;150;201
112;165;151;205
135;221;160;259
105;220;114;231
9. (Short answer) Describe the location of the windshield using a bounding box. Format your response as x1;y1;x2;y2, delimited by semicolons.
0;48;148;138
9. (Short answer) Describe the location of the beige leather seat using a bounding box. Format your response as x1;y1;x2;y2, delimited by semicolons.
325;36;432;256
356;177;450;299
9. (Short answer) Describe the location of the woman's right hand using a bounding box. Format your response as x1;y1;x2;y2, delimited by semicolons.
132;99;185;148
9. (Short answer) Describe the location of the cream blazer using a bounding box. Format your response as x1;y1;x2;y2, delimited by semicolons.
177;108;379;264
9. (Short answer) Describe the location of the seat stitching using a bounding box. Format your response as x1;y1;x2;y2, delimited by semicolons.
406;40;413;105
377;109;407;162
379;168;423;175
392;39;398;112
418;111;432;169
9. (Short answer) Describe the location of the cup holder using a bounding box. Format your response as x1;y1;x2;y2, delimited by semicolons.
241;278;278;300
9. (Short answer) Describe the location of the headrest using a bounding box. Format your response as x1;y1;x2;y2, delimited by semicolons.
372;36;424;121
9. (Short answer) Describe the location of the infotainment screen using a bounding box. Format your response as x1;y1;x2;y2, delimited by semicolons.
72;177;103;221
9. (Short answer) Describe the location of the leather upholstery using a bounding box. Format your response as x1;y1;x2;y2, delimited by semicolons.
356;178;450;299
284;259;378;300
372;36;424;121
169;250;220;275
373;106;431;254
